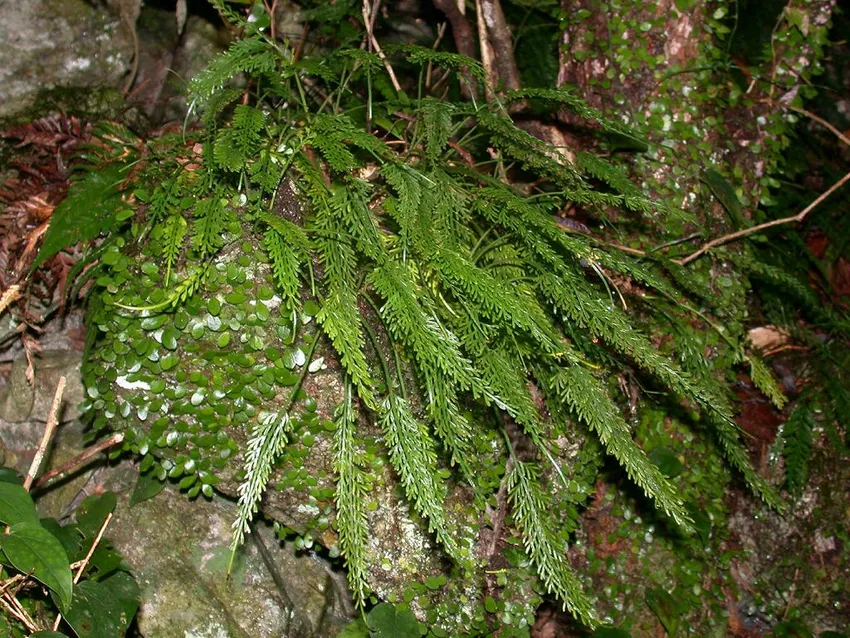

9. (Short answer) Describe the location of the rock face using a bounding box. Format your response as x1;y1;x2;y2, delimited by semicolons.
0;350;84;423
104;477;352;638
0;0;133;118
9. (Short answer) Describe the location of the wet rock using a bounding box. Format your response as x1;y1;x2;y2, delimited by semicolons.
102;476;353;637
0;0;133;119
0;350;84;423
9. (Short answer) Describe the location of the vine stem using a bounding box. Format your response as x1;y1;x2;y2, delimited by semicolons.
53;513;114;631
23;377;66;492
677;168;850;265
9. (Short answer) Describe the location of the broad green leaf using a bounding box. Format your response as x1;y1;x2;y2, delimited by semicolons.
31;632;71;637
32;164;128;270
40;517;84;561
648;447;684;479
0;481;40;526
0;466;24;484
101;571;140;626
130;471;166;506
1;522;73;612
86;544;124;580
593;628;632;638
701;169;744;229
645;587;680;638
338;618;370;638
366;603;421;638
75;492;117;540
64;580;129;638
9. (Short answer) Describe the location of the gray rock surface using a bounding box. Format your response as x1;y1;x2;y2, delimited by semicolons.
103;477;353;638
0;350;84;423
0;0;133;118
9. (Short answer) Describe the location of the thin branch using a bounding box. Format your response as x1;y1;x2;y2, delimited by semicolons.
362;0;401;92
1;591;39;633
678;169;850;265
474;0;495;101
785;104;850;149
53;513;114;631
34;432;125;490
23;376;66;492
0;285;22;317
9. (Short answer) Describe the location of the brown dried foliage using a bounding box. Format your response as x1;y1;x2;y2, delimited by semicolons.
0;114;93;326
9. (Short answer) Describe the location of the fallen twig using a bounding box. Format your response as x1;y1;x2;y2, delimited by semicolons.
52;513;114;631
23;376;66;492
34;432;125;490
677;169;850;265
362;0;401;92
1;590;39;633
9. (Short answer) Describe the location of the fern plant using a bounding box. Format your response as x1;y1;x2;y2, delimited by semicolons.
57;2;802;631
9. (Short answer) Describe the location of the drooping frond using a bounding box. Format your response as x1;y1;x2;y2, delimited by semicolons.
378;395;459;559
368;261;478;392
231;410;292;554
545;364;693;530
501;87;644;140
779;401;815;494
332;382;370;607
506;460;598;629
743;351;788;410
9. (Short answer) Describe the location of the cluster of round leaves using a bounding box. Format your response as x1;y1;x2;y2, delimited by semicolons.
81;237;339;534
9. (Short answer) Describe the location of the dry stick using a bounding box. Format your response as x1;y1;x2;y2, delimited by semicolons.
474;0;495;101
2;378;65;632
0;284;22;317
678;102;850;266
52;512;114;631
677;168;850;266
361;0;401;92
34;432;125;490
23;376;66;492
1;591;39;633
786;104;850;148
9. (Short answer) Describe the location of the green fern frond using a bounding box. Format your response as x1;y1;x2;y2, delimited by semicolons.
33;162;132;271
263;230;303;311
475;111;583;187
744;351;788;410
329;184;386;263
545;365;693;530
192;195;231;258
231;410;292;555
506;460;598;628
392;44;486;83
743;254;850;333
381;163;422;256
189;36;280;108
378;395;459;558
307;181;377;406
213;104;266;172
502;87;644;140
779;401;815;494
420;371;474;472
474;348;547;446
432;248;559;352
368;261;478;391
310;114;390;173
419;98;455;162
154;213;187;287
332;382;370;607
